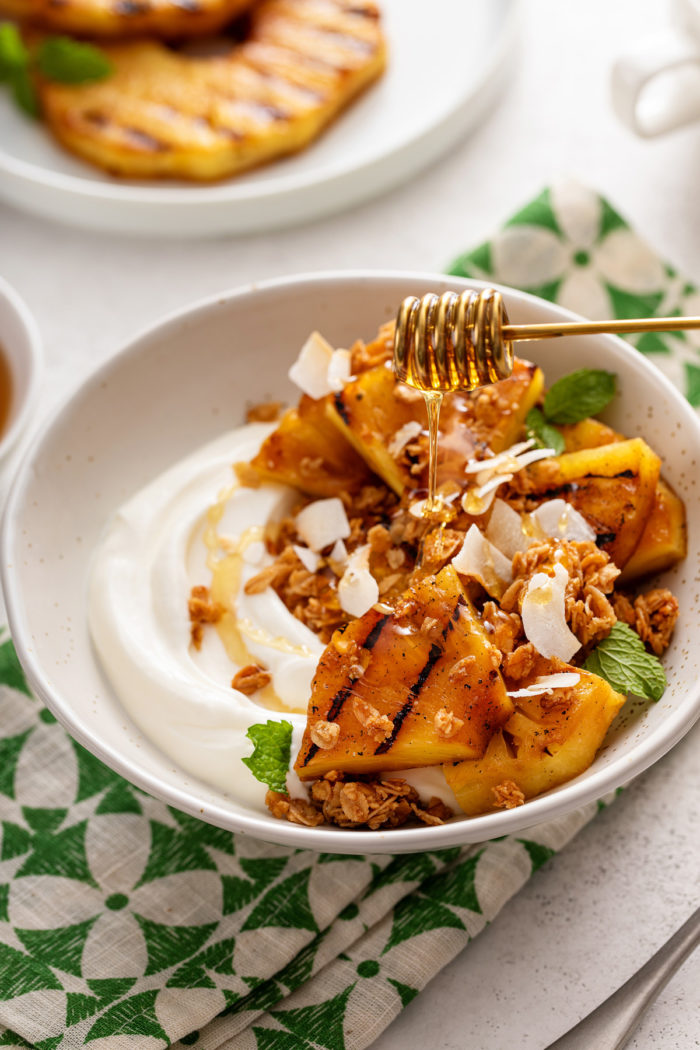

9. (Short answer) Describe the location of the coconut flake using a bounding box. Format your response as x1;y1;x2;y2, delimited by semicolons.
532;498;597;543
507;672;581;698
327;348;352;392
486;499;534;559
288;331;335;400
511;446;558;469
464;440;534;476
521;562;580;662
451;524;513;598
388;420;422;458
295;498;350;552
292;544;321;573
329;539;348;564
338;544;378;617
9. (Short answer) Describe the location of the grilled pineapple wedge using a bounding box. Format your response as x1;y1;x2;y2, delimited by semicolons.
444;657;626;816
248;393;372;497
2;0;254;39
556;420;687;582
518;438;661;569
37;0;387;180
294;565;514;780
329;357;544;495
620;478;687;581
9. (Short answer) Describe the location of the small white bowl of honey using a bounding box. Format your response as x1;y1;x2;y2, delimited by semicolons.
0;276;42;466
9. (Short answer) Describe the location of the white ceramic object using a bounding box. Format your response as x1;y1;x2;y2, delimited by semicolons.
3;271;700;854
0;275;42;466
0;0;517;237
612;0;700;136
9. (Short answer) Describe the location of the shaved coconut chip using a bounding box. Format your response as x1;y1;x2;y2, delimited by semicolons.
288;331;335;400
452;524;513;597
329;539;348;564
521;562;580;662
292;544;321;573
338;544;378;617
464;440;534;476
476;472;513;499
295;498;350;552
461;473;512;517
327;349;352;392
486;499;534;558
510;446;557;469
388;420;422;457
532;499;596;543
508;672;581;698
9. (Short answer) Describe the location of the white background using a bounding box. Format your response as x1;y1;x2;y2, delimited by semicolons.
0;1;698;1047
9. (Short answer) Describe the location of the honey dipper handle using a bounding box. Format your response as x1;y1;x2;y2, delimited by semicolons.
503;316;700;340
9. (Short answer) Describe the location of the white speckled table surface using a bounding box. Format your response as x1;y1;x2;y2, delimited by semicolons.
1;0;698;1046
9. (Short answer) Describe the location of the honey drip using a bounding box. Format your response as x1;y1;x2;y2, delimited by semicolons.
422;390;442;516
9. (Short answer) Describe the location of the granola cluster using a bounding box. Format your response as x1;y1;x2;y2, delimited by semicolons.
265;771;453;831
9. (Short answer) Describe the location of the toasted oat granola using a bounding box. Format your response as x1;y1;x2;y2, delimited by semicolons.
232;664;271;695
266;772;453;830
188;585;223;650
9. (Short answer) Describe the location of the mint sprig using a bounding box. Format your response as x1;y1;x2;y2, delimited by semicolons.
242;719;293;795
525;407;565;454
0;22;28;79
584;621;666;702
543;369;617;425
36;36;112;84
0;26;112;118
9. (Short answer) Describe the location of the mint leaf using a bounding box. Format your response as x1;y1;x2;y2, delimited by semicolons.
11;65;39;118
36;37;112;84
242;720;293;794
0;24;28;81
584;622;666;701
543;369;616;424
525;407;565;454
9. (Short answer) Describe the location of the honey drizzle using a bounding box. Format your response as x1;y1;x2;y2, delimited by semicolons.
201;489;307;713
422;390;443;515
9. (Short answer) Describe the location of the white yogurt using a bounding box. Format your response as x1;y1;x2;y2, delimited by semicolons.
89;423;457;813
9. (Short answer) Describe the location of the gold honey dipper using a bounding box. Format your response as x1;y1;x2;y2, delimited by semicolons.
393;288;700;514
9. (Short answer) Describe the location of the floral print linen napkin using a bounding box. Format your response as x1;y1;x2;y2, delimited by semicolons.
0;181;696;1050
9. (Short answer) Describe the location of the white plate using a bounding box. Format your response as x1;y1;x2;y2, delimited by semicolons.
4;271;700;854
0;0;517;237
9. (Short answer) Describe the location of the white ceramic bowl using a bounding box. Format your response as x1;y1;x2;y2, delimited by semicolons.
0;276;42;465
3;272;699;854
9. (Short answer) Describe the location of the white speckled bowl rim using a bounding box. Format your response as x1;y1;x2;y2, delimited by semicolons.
2;271;699;854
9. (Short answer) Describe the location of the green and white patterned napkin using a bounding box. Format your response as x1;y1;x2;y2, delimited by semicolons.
0;181;697;1050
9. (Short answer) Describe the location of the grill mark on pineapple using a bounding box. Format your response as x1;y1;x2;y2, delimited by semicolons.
374;641;444;754
115;0;150;14
300;613;389;767
125;127;170;152
334;391;350;426
373;599;464;755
